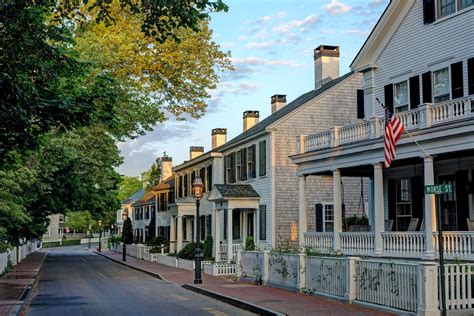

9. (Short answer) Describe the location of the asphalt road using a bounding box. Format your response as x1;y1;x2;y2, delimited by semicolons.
26;246;253;316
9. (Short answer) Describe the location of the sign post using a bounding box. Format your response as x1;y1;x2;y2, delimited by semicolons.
425;184;451;316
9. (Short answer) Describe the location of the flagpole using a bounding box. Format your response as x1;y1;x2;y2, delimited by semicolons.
375;98;429;157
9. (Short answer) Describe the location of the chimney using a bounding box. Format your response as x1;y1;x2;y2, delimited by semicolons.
189;146;204;160
160;156;173;181
211;128;227;149
243;111;259;132
314;45;340;89
271;94;287;113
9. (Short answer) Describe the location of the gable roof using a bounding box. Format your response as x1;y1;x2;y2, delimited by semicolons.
150;175;175;192
217;71;355;151
121;189;145;205
212;184;260;198
132;191;155;207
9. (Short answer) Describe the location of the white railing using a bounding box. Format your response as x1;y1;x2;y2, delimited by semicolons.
396;108;420;130
220;243;242;260
355;260;418;313
304;232;333;251
339;121;371;145
340;232;374;256
304;130;331;152
430;95;473;125
434;232;474;259
442;263;474;311
382;232;426;258
305;256;347;298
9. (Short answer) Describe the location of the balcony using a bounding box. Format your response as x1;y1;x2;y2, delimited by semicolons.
296;95;474;154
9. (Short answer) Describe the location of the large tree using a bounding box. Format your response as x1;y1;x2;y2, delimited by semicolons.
117;176;143;202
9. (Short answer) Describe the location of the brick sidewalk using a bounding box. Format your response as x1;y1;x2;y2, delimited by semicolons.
0;252;46;316
100;251;392;316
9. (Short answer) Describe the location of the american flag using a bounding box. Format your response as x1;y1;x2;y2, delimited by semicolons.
384;108;405;168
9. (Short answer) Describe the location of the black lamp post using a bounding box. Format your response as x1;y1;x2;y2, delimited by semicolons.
88;224;92;250
122;211;127;262
193;177;204;284
98;220;102;252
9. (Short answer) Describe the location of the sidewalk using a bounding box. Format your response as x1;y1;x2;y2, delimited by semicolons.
99;251;392;316
0;252;46;316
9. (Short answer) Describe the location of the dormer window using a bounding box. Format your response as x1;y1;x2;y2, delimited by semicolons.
433;67;450;102
393;81;409;113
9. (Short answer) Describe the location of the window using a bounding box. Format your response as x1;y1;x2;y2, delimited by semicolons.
145;207;149;220
237;148;247;181
207;165;213;191
247;145;256;178
396;178;412;231
232;211;240;240
184;173;189;196
259;141;266;177
200;215;206;240
439;0;456;16
259;205;266;240
225;154;236;183
433;67;450;102
236;150;242;181
460;0;474;9
393;81;409;112
206;215;212;238
200;168;206;192
315;203;334;232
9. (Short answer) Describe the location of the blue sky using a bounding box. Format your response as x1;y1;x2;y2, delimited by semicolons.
117;0;389;177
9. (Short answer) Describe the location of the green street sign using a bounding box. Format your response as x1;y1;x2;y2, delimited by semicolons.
425;184;452;195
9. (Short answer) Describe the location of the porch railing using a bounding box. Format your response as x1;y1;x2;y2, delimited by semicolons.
304;232;333;251
220;243;242;260
297;95;474;153
340;232;374;256
382;232;426;258
433;231;474;259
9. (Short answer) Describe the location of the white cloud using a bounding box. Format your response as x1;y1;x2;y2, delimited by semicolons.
230;57;299;67
322;0;351;15
345;29;370;36
273;14;319;35
245;41;276;49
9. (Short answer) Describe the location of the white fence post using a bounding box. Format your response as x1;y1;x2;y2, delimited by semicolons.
298;253;306;291
345;257;358;303
262;251;269;283
417;262;440;316
236;250;242;278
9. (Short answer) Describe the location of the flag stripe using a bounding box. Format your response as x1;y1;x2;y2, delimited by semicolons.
384;109;405;168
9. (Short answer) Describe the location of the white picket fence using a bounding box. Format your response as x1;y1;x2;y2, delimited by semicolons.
355;260;418;313
305;256;347;298
442;263;474;311
203;262;237;276
0;252;8;275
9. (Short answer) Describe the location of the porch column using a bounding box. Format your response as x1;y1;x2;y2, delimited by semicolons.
373;163;384;256
170;216;176;253
177;216;183;252
227;208;233;262
253;209;257;239
333;169;342;250
298;175;307;246
214;210;221;262
424;156;436;259
186;217;192;241
242;212;248;243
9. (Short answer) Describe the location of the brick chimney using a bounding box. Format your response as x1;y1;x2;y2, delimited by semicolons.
243;111;259;132
211;128;227;149
314;45;340;89
189;146;204;160
271;95;287;113
160;156;173;181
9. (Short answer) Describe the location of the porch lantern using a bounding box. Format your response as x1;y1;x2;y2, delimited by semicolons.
192;177;204;284
98;220;102;252
122;211;128;262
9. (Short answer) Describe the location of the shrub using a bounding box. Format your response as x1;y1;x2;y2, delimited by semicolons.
343;215;369;232
146;236;165;247
202;235;213;260
108;235;122;248
149;246;161;253
123;218;133;244
177;242;203;260
244;236;255;251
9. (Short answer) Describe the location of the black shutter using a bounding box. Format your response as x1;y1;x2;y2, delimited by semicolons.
259;205;266;240
409;76;420;109
451;61;464;99
357;89;365;119
259;141;267;177
252;145;257;178
423;0;435;24
242;148;247;180
315;204;324;232
231;152;236;183
455;170;469;231
384;84;394;113
388;179;396;224
411;176;423;230
468;58;474;95
224;156;227;184
422;72;432;103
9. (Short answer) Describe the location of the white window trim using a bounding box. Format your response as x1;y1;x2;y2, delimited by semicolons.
432;66;451;102
434;0;474;23
318;201;334;233
393;80;410;113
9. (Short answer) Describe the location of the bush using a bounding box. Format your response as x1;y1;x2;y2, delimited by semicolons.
123;218;133;244
149;246;161;253
42;239;81;248
244;236;255;251
146;236;165;247
343;215;369;232
108;235;122;248
177;242;203;260
202;235;213;260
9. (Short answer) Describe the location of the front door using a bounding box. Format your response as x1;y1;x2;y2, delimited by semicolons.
247;212;254;238
438;175;457;231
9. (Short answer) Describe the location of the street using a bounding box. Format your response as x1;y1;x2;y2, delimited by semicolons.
25;246;253;316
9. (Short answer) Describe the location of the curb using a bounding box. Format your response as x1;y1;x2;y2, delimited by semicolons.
94;252;166;281
182;284;286;316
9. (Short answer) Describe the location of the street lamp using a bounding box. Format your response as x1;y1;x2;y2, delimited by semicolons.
98;220;102;252
192;177;204;284
122;211;128;262
88;224;92;250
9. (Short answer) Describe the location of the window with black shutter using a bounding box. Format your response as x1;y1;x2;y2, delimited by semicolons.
259;205;266;240
240;148;247;181
451;61;464;99
357;89;365;119
384;84;394;113
184;174;188;197
207;165;212;191
230;152;236;183
469;58;474;95
423;0;435;24
315;204;324;232
259;140;267;177
422;72;432;103
200;167;206;192
409;75;420;109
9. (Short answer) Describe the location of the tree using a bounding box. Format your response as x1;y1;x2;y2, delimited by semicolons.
123;218;133;244
66;211;95;233
141;153;170;191
117;176;143;202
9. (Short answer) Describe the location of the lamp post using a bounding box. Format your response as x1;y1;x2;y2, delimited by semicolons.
88;224;92;250
98;220;102;252
193;177;204;284
122;211;128;262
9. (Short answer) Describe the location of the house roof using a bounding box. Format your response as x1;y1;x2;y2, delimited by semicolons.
217;71;355;151
212;184;260;198
132;191;155;207
150;175;175;192
121;189;145;205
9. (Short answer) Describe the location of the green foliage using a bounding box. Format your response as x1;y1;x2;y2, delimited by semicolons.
270;238;300;255
42;239;81;248
145;217;156;241
343;215;369;232
244;236;255;251
123;218;133;244
108;235;122;248
203;235;213;261
141;155;165;191
117;177;143;202
146;236;165;247
178;242;202;260
66;211;95;233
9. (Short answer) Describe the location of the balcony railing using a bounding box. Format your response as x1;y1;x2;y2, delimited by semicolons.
296;95;474;154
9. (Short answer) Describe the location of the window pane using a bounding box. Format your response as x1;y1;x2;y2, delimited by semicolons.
433;67;450;100
394;81;408;110
397;179;411;202
439;0;456;17
461;0;474;9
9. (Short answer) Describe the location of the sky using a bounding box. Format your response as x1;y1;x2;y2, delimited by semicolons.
117;0;389;177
